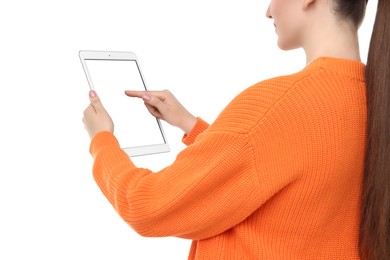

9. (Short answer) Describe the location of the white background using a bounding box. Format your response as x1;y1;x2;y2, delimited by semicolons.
0;1;377;259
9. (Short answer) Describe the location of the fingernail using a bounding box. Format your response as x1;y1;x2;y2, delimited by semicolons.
142;94;151;101
89;90;96;98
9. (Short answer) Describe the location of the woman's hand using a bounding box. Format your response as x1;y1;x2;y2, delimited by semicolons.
83;90;114;139
125;90;197;134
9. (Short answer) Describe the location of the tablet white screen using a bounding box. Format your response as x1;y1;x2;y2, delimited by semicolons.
84;59;165;148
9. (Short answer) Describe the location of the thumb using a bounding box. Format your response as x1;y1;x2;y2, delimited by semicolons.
89;90;104;112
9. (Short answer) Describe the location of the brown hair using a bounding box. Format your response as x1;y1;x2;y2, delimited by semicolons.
335;0;390;259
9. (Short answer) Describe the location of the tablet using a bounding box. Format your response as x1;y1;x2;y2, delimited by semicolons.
79;50;170;157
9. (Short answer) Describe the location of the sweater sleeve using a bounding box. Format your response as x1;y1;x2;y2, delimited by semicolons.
89;76;307;241
90;127;263;240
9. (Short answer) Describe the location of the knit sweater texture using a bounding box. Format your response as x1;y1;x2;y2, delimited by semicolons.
90;57;366;259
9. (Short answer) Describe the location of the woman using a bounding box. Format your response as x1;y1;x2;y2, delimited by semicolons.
83;0;389;259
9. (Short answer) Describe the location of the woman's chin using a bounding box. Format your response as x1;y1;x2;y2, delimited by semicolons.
277;39;299;51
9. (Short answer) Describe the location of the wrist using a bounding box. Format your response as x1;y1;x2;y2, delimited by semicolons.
181;116;197;134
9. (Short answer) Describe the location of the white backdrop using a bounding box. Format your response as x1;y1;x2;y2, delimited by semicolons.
0;1;377;259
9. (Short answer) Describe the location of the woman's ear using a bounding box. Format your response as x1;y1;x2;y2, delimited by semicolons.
302;0;316;10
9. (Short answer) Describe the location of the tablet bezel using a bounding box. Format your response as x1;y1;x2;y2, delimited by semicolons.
79;50;170;157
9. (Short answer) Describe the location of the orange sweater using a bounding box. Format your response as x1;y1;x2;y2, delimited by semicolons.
90;57;366;259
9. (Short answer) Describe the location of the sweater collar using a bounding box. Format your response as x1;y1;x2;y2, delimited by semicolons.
305;57;366;82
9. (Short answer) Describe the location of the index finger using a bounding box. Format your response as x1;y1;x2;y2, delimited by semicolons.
124;90;146;98
125;90;167;100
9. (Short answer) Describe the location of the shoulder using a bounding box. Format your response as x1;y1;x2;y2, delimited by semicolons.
208;70;313;134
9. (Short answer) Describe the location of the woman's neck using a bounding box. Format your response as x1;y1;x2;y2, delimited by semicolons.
303;17;361;65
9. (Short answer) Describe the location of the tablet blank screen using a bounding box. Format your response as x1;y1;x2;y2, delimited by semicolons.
84;59;165;148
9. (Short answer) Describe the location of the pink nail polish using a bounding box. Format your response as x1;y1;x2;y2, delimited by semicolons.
89;90;96;98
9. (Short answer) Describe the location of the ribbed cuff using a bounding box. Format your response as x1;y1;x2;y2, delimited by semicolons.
182;117;209;146
89;131;120;158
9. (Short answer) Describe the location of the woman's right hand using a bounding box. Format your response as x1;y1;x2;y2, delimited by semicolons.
125;90;197;134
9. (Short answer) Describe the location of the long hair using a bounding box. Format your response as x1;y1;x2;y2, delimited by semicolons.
335;0;390;259
359;0;390;258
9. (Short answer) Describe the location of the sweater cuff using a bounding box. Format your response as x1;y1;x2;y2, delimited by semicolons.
90;131;120;158
182;117;209;146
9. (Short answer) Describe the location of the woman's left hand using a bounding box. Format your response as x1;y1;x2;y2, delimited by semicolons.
83;90;114;139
